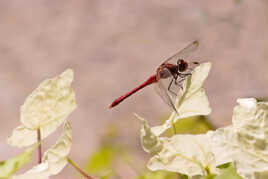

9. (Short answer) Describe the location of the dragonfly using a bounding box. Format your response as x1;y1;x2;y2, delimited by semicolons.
109;41;200;113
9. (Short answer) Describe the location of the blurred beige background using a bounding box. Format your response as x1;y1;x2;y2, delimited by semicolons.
1;0;268;177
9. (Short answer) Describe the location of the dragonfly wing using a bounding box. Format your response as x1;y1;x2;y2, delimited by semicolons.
154;68;180;113
154;80;177;113
163;40;199;65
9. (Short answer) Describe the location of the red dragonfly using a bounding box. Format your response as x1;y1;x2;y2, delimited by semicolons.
109;41;200;113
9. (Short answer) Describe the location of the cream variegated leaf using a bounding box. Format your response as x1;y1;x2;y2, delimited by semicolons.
142;98;268;179
12;163;50;179
209;98;268;179
151;63;211;136
138;116;218;177
7;125;38;148
42;121;72;175
147;134;218;177
136;114;163;154
182;62;211;97
13;121;72;178
8;118;68;147
8;69;76;147
20;69;76;129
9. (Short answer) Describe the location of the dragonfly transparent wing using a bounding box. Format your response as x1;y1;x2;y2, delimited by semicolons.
163;40;199;65
154;68;186;114
154;78;177;113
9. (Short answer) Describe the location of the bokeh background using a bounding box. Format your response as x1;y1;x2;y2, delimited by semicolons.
1;0;268;178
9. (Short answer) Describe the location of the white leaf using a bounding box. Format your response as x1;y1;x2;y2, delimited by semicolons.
12;163;50;179
209;98;268;178
151;63;211;136
8;118;68;147
13;121;72;178
145;98;268;179
42;121;72;175
21;69;76;129
8;69;76;147
182;62;211;96
7;125;37;148
147;134;218;177
135;114;163;154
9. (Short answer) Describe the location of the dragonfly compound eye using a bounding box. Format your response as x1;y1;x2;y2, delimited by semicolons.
177;59;188;72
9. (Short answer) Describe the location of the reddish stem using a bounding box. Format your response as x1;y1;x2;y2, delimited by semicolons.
67;157;99;179
37;128;42;164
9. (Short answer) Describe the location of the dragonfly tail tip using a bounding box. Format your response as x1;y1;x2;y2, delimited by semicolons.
109;102;116;109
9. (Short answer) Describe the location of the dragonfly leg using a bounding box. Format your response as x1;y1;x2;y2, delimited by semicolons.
176;73;191;90
178;72;191;78
174;77;187;91
173;74;178;85
176;77;186;83
167;78;177;96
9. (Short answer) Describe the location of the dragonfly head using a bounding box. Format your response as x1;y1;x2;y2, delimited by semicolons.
177;59;188;72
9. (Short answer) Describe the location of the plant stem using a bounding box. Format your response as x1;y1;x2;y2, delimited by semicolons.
172;120;177;135
37;128;42;164
67;157;97;179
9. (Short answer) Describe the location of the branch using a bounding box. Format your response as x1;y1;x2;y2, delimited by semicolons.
67;157;99;179
37;128;42;164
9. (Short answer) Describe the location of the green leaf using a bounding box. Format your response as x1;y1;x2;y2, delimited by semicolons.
164;116;213;136
216;162;231;169
8;69;76;148
84;145;115;176
180;174;188;179
214;164;242;179
99;171;112;179
135;170;178;179
0;145;36;178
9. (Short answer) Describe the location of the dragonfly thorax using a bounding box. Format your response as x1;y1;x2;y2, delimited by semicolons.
159;69;171;78
157;63;178;79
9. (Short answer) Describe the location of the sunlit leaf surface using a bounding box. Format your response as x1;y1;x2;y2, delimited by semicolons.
12;163;50;179
136;114;163;154
146;131;217;177
13;121;72;178
8;69;76;147
140;98;268;178
42;121;72;175
208;98;268;178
